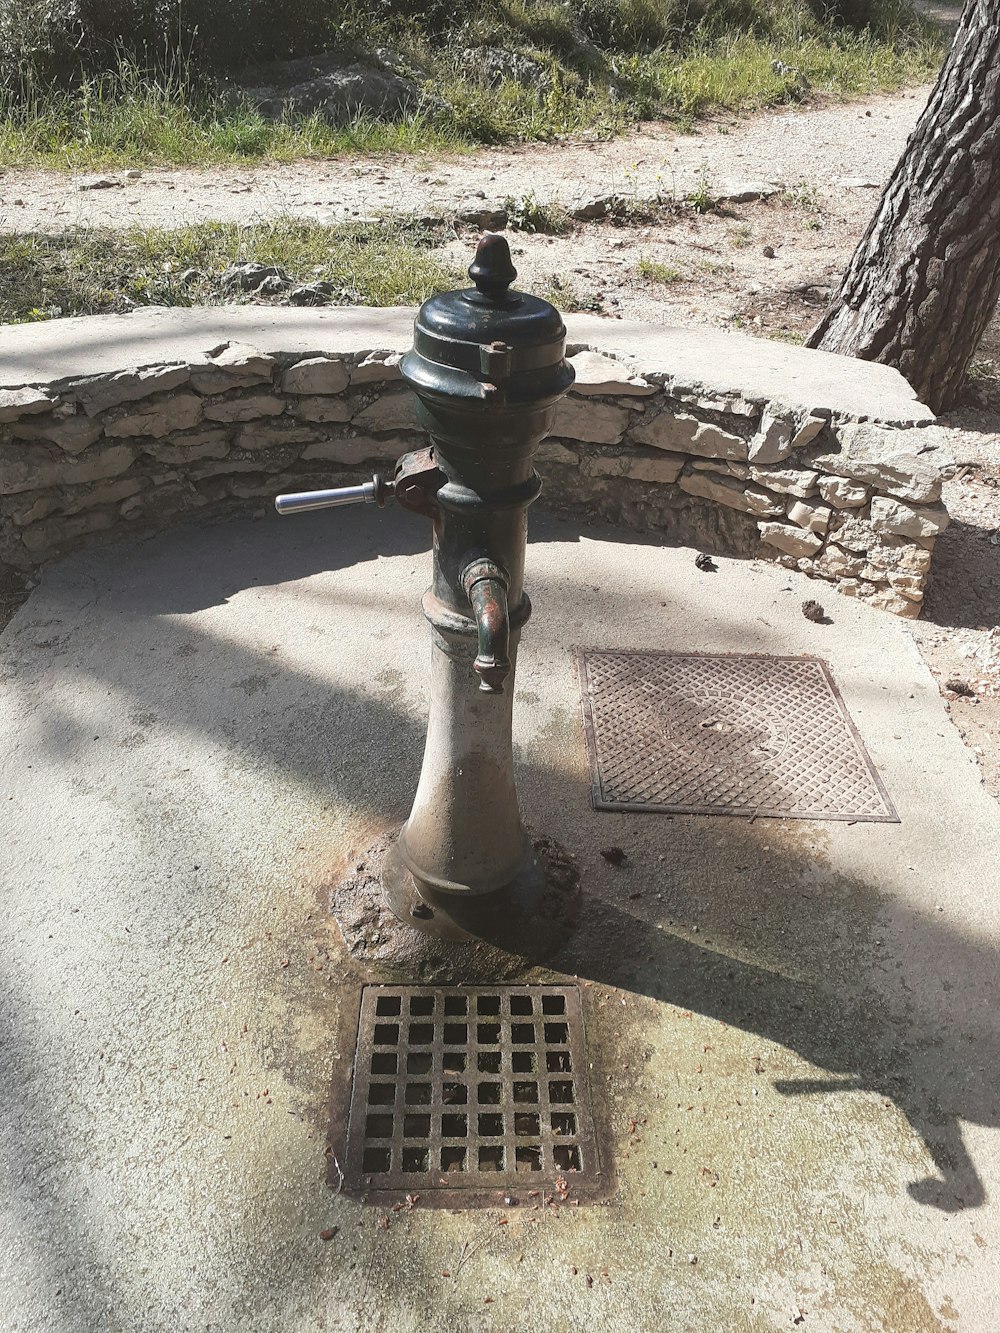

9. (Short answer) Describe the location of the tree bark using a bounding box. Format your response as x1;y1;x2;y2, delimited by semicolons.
807;0;1000;413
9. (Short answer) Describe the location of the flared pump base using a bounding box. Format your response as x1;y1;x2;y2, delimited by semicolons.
331;827;581;983
381;834;544;943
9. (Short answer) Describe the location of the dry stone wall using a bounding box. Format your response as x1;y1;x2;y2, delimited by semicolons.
0;316;949;618
538;350;949;618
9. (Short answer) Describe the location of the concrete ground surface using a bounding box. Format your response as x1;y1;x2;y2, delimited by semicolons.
1;504;999;1332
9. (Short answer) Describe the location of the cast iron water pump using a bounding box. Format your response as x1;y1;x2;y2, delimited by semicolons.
276;235;574;952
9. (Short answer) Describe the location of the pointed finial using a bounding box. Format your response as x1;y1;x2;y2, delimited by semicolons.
468;233;517;302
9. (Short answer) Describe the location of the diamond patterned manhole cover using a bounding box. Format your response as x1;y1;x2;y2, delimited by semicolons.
341;985;605;1205
576;649;898;822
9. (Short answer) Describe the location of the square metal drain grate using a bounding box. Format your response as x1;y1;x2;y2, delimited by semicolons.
576;649;898;822
342;985;604;1204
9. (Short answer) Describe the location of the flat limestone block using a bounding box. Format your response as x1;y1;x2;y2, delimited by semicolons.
0;306;417;389
565;316;935;427
0;307;933;429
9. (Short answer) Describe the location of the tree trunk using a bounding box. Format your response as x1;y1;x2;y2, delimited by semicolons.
806;0;1000;414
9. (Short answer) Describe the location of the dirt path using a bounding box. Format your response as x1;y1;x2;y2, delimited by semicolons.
0;87;931;235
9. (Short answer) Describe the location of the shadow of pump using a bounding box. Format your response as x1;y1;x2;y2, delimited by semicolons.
543;851;993;1214
8;508;997;1226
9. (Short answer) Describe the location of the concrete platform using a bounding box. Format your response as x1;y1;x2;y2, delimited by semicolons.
1;507;998;1332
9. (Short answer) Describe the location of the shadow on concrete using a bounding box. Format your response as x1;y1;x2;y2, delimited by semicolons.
104;505;432;618
0;974;118;1330
548;865;993;1215
3;508;997;1326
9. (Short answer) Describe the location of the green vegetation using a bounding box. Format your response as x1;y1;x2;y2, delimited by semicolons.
776;178;826;229
779;180;823;211
0;1;946;167
0;218;461;323
505;192;574;234
685;164;720;214
638;257;683;283
0;87;459;169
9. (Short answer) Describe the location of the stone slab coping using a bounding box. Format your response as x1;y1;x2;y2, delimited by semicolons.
0;306;934;428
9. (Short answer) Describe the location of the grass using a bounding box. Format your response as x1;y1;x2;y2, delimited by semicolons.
505;191;574;234
765;326;808;345
638;257;682;284
776;178;827;229
0;218;461;322
0;4;947;169
779;180;823;211
684;164;719;214
0;79;461;168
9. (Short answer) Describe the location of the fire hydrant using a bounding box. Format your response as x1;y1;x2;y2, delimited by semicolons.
275;235;574;951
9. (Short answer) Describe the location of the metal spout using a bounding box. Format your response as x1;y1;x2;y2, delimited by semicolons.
462;558;511;693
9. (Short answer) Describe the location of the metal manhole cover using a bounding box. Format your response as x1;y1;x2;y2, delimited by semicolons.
342;985;604;1204
576;649;898;822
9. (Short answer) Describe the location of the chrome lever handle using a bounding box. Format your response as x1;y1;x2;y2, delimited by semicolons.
274;473;390;515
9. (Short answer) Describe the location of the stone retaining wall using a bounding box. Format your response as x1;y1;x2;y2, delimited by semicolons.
0;308;948;617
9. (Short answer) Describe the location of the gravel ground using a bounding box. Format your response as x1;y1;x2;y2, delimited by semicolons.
0;89;933;235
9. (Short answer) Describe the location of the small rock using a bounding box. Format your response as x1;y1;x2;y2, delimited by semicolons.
802;599;827;623
749;464;818;497
718;182;779;205
221;262;292;293
125;169;143;181
762;245;776;259
813;424;944;504
460;45;550;90
600;847;627;867
748;413;793;465
0;387;56;422
869;496;950;540
787;498;832;535
812;543;864;579
256;274;292;297
76;177;123;191
288;284;332;306
281;356;350;396
946;678;975;697
817;476;868;509
456;202;508;230
758;521;823;557
571;195;622;222
791;412;827;449
179;268;205;284
695;553;717;572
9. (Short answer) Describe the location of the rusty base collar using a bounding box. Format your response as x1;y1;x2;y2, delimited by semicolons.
331;828;581;984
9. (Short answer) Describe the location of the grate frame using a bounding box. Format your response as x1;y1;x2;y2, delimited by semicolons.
340;984;605;1205
576;648;898;822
